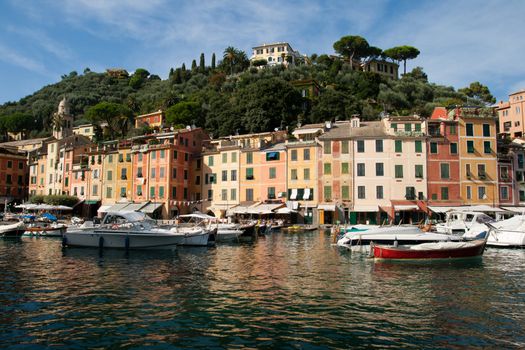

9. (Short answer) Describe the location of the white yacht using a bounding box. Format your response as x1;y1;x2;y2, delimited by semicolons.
64;211;211;249
178;213;243;242
434;211;493;236
463;214;525;247
337;224;467;252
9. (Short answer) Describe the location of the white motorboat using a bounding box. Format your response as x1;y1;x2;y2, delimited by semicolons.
0;221;26;238
463;215;525;248
178;213;243;242
63;211;211;249
337;224;468;252
24;222;67;237
434;211;493;236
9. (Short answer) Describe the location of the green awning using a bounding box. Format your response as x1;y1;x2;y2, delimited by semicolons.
85;200;100;205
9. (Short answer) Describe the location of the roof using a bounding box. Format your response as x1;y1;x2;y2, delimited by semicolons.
136;110;164;119
0;137;50;147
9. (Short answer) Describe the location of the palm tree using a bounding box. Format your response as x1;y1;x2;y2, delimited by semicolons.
223;46;237;76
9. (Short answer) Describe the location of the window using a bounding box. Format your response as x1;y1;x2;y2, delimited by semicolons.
269;167;276;179
450;143;458;154
357;186;365;199
151;168;156;179
246;168;254;180
415;164;424;178
395;165;403;178
478;186;486;200
231;170;237;181
304;168;310;180
303;149;310;160
520;190;525;202
357;163;365;176
291;169;298;180
173;151;177;159
441;187;449;200
404;123;411;132
466;123;474;136
119;154;124;163
210;173;217;184
138;153;143;162
440;163;450;179
467;141;475;153
415;123;421;132
392;123;397;131
196;175;200;185
483;124;490;137
222;170;228;182
519;154;524;169
323;185;332;201
106;187;112;198
324;163;331;175
231;188;237;201
171;186;176;198
291;150;297;161
357;140;365;153
449;124;457;135
395;140;402;153
151;151;156;160
119;187;126;197
484;141;492;154
415;140;422;153
208;189;213;201
478;164;486;179
246;152;253;164
342;186;350;199
376;163;384;176
342;141;349;154
466;186;471;200
246;188;253;201
267;187;276;199
501;186;509;200
208;156;214;166
376;140;383;152
430;142;438;154
376;186;383;199
107;170;112;181
231;153;237;163
92;185;98;196
342;162;349;174
405;187;416;200
172;168;177;179
221;189;227;201
501;166;509;180
121;168;127;180
150;186;155;198
466;164;472;178
160;167;165;178
324;141;331;154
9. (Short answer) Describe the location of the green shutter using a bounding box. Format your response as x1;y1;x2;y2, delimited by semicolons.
415;140;422;153
395;140;402;152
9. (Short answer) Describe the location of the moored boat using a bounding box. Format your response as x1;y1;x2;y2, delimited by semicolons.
0;221;26;238
25;223;67;237
372;239;487;260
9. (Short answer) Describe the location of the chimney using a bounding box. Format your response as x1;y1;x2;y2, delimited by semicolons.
325;121;332;130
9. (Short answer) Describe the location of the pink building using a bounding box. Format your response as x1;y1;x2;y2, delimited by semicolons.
497;89;525;139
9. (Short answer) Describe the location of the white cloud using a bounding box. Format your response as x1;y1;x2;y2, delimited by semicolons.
0;43;52;76
6;25;74;60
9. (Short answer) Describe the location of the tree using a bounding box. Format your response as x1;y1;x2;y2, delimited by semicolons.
211;53;216;70
310;89;358;122
383;46;420;74
191;59;197;72
166;101;202;128
458;81;496;106
85;102;133;140
199;53;205;73
333;35;370;63
222;46;249;75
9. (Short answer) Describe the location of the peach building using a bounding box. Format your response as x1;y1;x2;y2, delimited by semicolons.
497;89;525;139
134;110;165;129
0;145;28;205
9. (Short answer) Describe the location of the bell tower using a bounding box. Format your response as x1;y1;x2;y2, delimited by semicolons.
52;96;73;140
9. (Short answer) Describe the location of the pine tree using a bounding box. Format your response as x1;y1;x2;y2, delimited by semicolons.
211;53;216;70
169;67;174;78
191;59;197;72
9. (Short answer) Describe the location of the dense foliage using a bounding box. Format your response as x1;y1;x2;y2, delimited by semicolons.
0;35;496;141
29;195;80;207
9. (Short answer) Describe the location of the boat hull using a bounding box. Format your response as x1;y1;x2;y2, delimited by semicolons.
24;226;67;237
373;240;487;260
487;230;525;247
64;231;181;249
0;222;26;238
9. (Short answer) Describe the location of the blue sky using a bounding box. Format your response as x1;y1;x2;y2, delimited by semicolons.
0;0;524;104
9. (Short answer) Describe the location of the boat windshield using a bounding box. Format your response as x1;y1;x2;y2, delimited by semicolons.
102;211;155;225
475;214;494;224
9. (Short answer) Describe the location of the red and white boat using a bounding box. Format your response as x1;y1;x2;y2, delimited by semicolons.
372;239;487;260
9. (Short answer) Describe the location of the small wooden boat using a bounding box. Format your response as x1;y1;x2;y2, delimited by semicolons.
24;223;67;237
0;221;26;238
372;239;487;260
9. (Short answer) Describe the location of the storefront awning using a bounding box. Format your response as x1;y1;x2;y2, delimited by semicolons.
353;205;379;212
140;202;163;214
318;204;336;211
428;206;457;213
97;205;113;213
108;203;131;212
303;188;311;200
124;202;149;211
85;200;100;205
501;206;525;213
394;204;419;211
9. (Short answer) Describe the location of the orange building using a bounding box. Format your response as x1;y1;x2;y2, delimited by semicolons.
0;145;28;206
134;110;165;129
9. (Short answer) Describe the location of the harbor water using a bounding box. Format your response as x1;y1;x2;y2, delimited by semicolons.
1;230;524;349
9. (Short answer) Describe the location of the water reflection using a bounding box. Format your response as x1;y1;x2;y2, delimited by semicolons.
1;233;524;348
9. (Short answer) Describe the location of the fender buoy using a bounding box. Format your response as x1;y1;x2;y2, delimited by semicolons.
125;236;130;250
98;236;104;250
62;236;67;248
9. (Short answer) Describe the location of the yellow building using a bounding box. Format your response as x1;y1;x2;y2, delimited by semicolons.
101;141;118;205
116;142;133;200
457;107;498;205
73;124;96;140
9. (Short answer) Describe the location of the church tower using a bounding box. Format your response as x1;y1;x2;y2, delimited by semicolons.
52;96;73;140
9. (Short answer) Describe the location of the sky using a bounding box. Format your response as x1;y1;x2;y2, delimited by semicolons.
0;0;524;105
